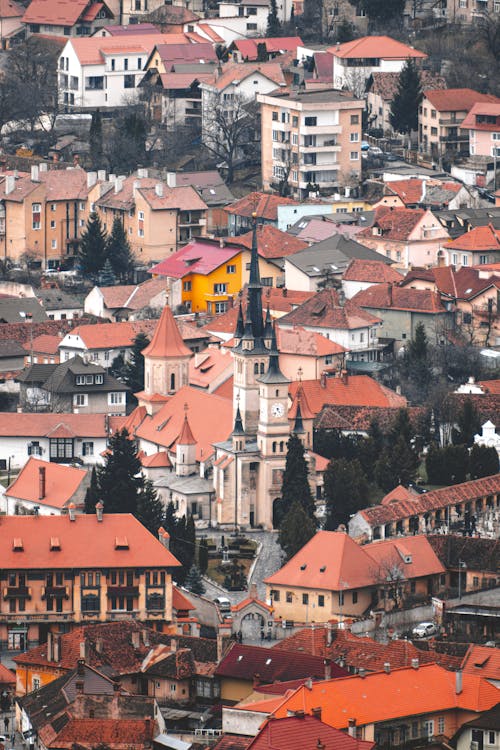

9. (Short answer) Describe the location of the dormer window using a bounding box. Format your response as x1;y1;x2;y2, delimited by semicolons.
13;538;23;551
115;536;129;549
95;374;103;384
76;375;85;385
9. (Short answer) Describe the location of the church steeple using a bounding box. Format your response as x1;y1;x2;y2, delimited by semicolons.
293;398;305;435
263;304;273;347
234;301;244;346
247;215;264;343
231;401;246;451
258;325;289;384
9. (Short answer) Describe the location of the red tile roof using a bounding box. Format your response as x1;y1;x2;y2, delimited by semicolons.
26;333;63;355
235;224;308;259
462;102;500;130
0;0;23;17
289;375;406;414
445;223;500;252
189;347;233;389
279;289;381;331
276;326;346;356
140;450;171;468
352;283;446;313
0;412;109;437
461;645;500;681
358;207;427;242
271;663;499;728
368;71;445;100
172;586;195;612
232;36;303;61
265;532;444;591
142;305;192;359
69;33;190;65
210;61;287;91
149;239;242;279
224;191;299;220
51;718;154;748
216;642;346;682
6;457;88;509
248;716;375;750
385;178;460;206
423;88;500;112
0;663;15;685
23;0;90;26
328;35;426;60
342;259;403;284
478;379;500;394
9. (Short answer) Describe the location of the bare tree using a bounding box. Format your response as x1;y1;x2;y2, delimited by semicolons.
371;560;407;610
202;90;259;183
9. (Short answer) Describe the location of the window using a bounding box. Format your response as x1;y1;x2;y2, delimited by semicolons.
452;253;458;266
183;280;192;291
85;76;104;90
304;116;317;126
286;591;293;603
109;392;124;405
124;74;135;88
28;441;42;456
82;441;94;456
350;132;359;142
488;731;496;745
73;393;88;407
51;204;57;212
302;593;309;605
410;580;416;593
137;57;142;70
247;22;257;29
51;239;57;249
350;151;359;160
431;127;438;136
350;114;359;124
272;130;279;142
462;255;468;266
226;264;236;274
50;220;56;229
50;438;73;460
479;255;488;264
262;277;273;287
292;133;298;145
431;109;437;119
318;595;325;607
213;282;227;295
473;576;479;587
32;203;41;230
111;58;115;71
214;302;227;313
352;591;358;604
437;717;444;735
271;589;280;602
338;591;344;606
32;677;40;691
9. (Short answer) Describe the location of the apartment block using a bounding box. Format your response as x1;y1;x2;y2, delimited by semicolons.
257;88;363;199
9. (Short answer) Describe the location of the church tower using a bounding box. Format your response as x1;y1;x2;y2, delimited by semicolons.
232;216;270;436
176;407;197;477
139;305;192;414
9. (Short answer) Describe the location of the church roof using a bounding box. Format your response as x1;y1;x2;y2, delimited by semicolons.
177;413;196;445
142;305;192;359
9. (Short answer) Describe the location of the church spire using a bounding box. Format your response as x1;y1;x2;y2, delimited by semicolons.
263;303;273;347
247;214;263;342
258;325;289;384
293;397;305;435
234;301;244;344
232;404;245;436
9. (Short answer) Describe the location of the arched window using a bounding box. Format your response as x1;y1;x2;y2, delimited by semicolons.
170;373;175;391
279;441;284;452
260;362;265;374
254;363;259;374
275;389;279;397
272;442;277;453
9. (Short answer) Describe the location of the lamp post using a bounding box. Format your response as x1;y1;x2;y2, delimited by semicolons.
458;559;467;600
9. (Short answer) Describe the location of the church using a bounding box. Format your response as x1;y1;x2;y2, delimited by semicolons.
133;219;318;530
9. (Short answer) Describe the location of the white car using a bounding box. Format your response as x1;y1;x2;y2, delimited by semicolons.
412;621;438;638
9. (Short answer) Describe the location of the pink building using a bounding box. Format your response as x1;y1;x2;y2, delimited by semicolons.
461;102;500;158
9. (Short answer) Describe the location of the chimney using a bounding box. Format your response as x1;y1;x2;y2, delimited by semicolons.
219;237;225;248
47;631;53;662
455;670;463;695
320;372;327;388
311;707;322;721
114;176;123;194
294;710;305;719
326;621;334;647
348;718;357;738
39;466;46;500
305;678;313;690
387;283;393;307
170;637;177;653
142;629;150;647
137;168;149;179
411;658;419;669
158;527;170;549
95;500;103;522
324;658;331;681
68;503;76;521
166;172;176;188
358;667;366;678
39;163;48;172
317;741;325;750
282;287;288;297
79;642;86;660
252;673;261;689
97;169;106;182
53;635;60;663
131;631;140;649
31;165;40;182
341;369;348;386
5;175;15;195
384;662;390;674
155;182;164;198
96;638;103;653
87;171;98;188
77;658;85;675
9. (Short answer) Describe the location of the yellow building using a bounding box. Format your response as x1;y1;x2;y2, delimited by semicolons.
150;237;245;314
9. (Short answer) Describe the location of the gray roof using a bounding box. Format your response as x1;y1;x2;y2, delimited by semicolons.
286;234;392;277
0;297;47;323
17;363;58;384
435;207;500;238
36;288;83;311
154;474;213;496
0;340;27;357
41;355;128;394
174;170;235;207
265;88;360;104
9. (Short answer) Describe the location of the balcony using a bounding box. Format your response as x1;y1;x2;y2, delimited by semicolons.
42;586;69;599
299;160;339;170
108;610;139;620
0;611;74;622
3;587;31;599
301;143;341;153
107;586;139;596
301;124;342;136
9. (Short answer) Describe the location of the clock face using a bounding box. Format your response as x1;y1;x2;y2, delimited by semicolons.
271;402;284;418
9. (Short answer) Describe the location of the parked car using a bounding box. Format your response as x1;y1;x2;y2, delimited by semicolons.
412;621;438;638
368;146;383;156
383;152;399;161
361;140;370;151
213;596;231;614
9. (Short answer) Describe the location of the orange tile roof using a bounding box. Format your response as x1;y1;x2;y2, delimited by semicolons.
276;326;346;356
307;450;329;472
342;259;402;284
0;0;23;17
225;191;299;220
249;716;375;750
328;35;426;60
352;283;446;313
172;586;195;612
99;284;137;308
0;412;109;437
177;413;196;445
279;288;381;331
381;484;417;505
461;645;500;681
271;664;499;728
189;347;233;389
135;385;232;461
23;0;89;26
26;333;63;355
51;718;154;748
423;88;500;112
69;33;190;65
210;61;287;91
6;457;87;509
288;375;406;414
478;379;500;394
0;513;180;569
213;375;234;400
140;450;171;468
462;102;500;130
0;663;15;685
446;223;500;252
235;224;308;259
142;305;192;359
358;207;427;242
264;531;444;591
288;382;315;421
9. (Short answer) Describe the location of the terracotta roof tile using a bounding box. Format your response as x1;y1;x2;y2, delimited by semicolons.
445;223;500;252
140;450;171;468
462;102;500;130
69;33;190;65
352;283;446;313
23;0;89;26
225;191;299;220
52;718;154;747
461;645;500;680
279;288;381;331
210;61;287;90
423;88;500;112
358;207;426;242
6;457;88;509
0;412;109;437
328;35;426;60
342;259;402;283
248;716;375;750
289;375;406;414
189;347;233;389
26;333;64;355
315;404;424;433
142;305;192;359
235;224;308;259
276;326;346;356
232;36;303;61
0;663;15;685
0;0;23;17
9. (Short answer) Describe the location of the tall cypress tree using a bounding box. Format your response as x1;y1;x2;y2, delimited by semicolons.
106;216;135;282
84;466;100;513
324;458;368;530
266;0;282;36
89;109;104;169
78;212;107;278
278;500;316;560
274;435;315;527
389;58;422;135
124;332;150;394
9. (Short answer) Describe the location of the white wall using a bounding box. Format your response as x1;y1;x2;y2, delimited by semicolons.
222;708;269;736
84;287;106;318
277;203;335;231
283;259;317;292
1;436;107;471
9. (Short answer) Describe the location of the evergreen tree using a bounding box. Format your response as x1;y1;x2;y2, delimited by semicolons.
375;436;419;492
78;212;107;278
469;443;499;479
390;408;415;448
136;478;165;536
164;500;178;538
389;58;422;135
403;322;432;401
110;353;127;382
256;42;268;62
99;258;116;287
198;537;209;575
324;458;368;530
425;444;468;485
278;500;316;560
106;216;135;282
185;564;206;595
123;332;150;394
274;435;315;527
98;429;142;515
89;109;104;169
453;398;481;447
84;466;100;513
336;18;355;43
266;0;282;37
170;514;196;585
